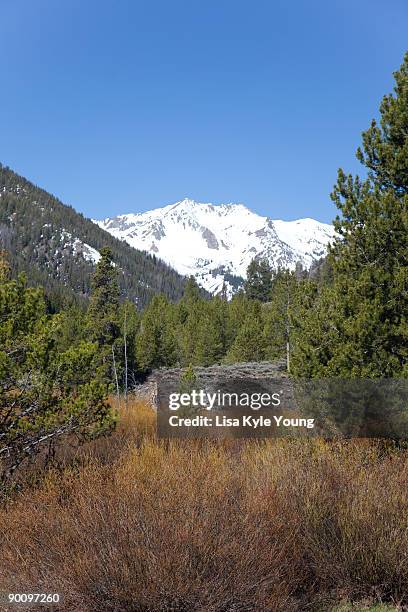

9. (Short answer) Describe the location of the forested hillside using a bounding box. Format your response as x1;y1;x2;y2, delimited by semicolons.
0;164;188;309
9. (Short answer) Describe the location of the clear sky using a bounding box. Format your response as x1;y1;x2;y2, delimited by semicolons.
1;0;407;223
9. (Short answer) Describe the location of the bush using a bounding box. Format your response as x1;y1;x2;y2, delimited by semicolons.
0;401;406;611
0;255;115;488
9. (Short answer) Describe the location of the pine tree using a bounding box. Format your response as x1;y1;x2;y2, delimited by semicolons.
293;54;408;377
87;247;120;344
263;271;297;367
225;301;265;363
244;258;273;302
193;307;225;366
0;252;113;485
182;276;202;304
135;295;177;371
86;247;122;384
356;54;408;194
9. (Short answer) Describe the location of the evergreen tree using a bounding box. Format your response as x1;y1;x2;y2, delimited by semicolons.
86;248;122;384
175;276;203;342
182;276;202;304
263;271;298;367
56;305;88;352
87;247;120;343
192;307;225;366
225;302;265;363
0;252;113;485
135;295;177;371
293;54;408;377
244;258;273;302
356;54;408;194
177;297;204;366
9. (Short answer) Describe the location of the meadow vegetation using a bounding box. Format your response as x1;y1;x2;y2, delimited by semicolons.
0;399;406;612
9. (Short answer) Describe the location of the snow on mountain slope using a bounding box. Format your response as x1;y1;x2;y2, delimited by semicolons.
60;230;102;264
95;199;336;295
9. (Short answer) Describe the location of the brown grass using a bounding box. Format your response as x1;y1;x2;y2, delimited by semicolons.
0;398;407;611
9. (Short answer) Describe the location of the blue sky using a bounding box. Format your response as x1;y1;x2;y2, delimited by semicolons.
1;0;407;223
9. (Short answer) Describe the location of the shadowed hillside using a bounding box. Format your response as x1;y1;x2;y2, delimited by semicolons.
0;164;189;309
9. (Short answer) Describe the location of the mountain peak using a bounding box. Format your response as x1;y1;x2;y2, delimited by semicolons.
171;197;197;209
168;198;251;213
96;200;336;296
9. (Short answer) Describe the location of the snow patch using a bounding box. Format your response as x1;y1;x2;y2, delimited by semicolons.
60;230;101;264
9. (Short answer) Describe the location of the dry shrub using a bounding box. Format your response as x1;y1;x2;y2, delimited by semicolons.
0;406;407;611
5;398;155;491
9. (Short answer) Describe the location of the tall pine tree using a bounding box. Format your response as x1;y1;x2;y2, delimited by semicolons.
244;258;273;302
293;54;408;377
86;247;122;384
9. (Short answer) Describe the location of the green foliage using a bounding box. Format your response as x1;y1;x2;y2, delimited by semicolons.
135;295;178;371
132;277;302;371
178;364;198;398
176;296;226;366
182;276;202;304
225;301;265;363
87;247;120;346
0;253;114;485
0;164;188;309
244;258;273;302
356;52;408;194
83;247;122;387
292;53;408;378
263;271;297;362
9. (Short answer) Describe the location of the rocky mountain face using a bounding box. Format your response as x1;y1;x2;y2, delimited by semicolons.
96;199;336;294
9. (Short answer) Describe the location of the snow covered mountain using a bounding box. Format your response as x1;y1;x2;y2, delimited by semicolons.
95;199;336;295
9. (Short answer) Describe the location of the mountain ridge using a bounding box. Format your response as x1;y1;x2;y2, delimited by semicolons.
96;198;336;294
0;164;188;308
